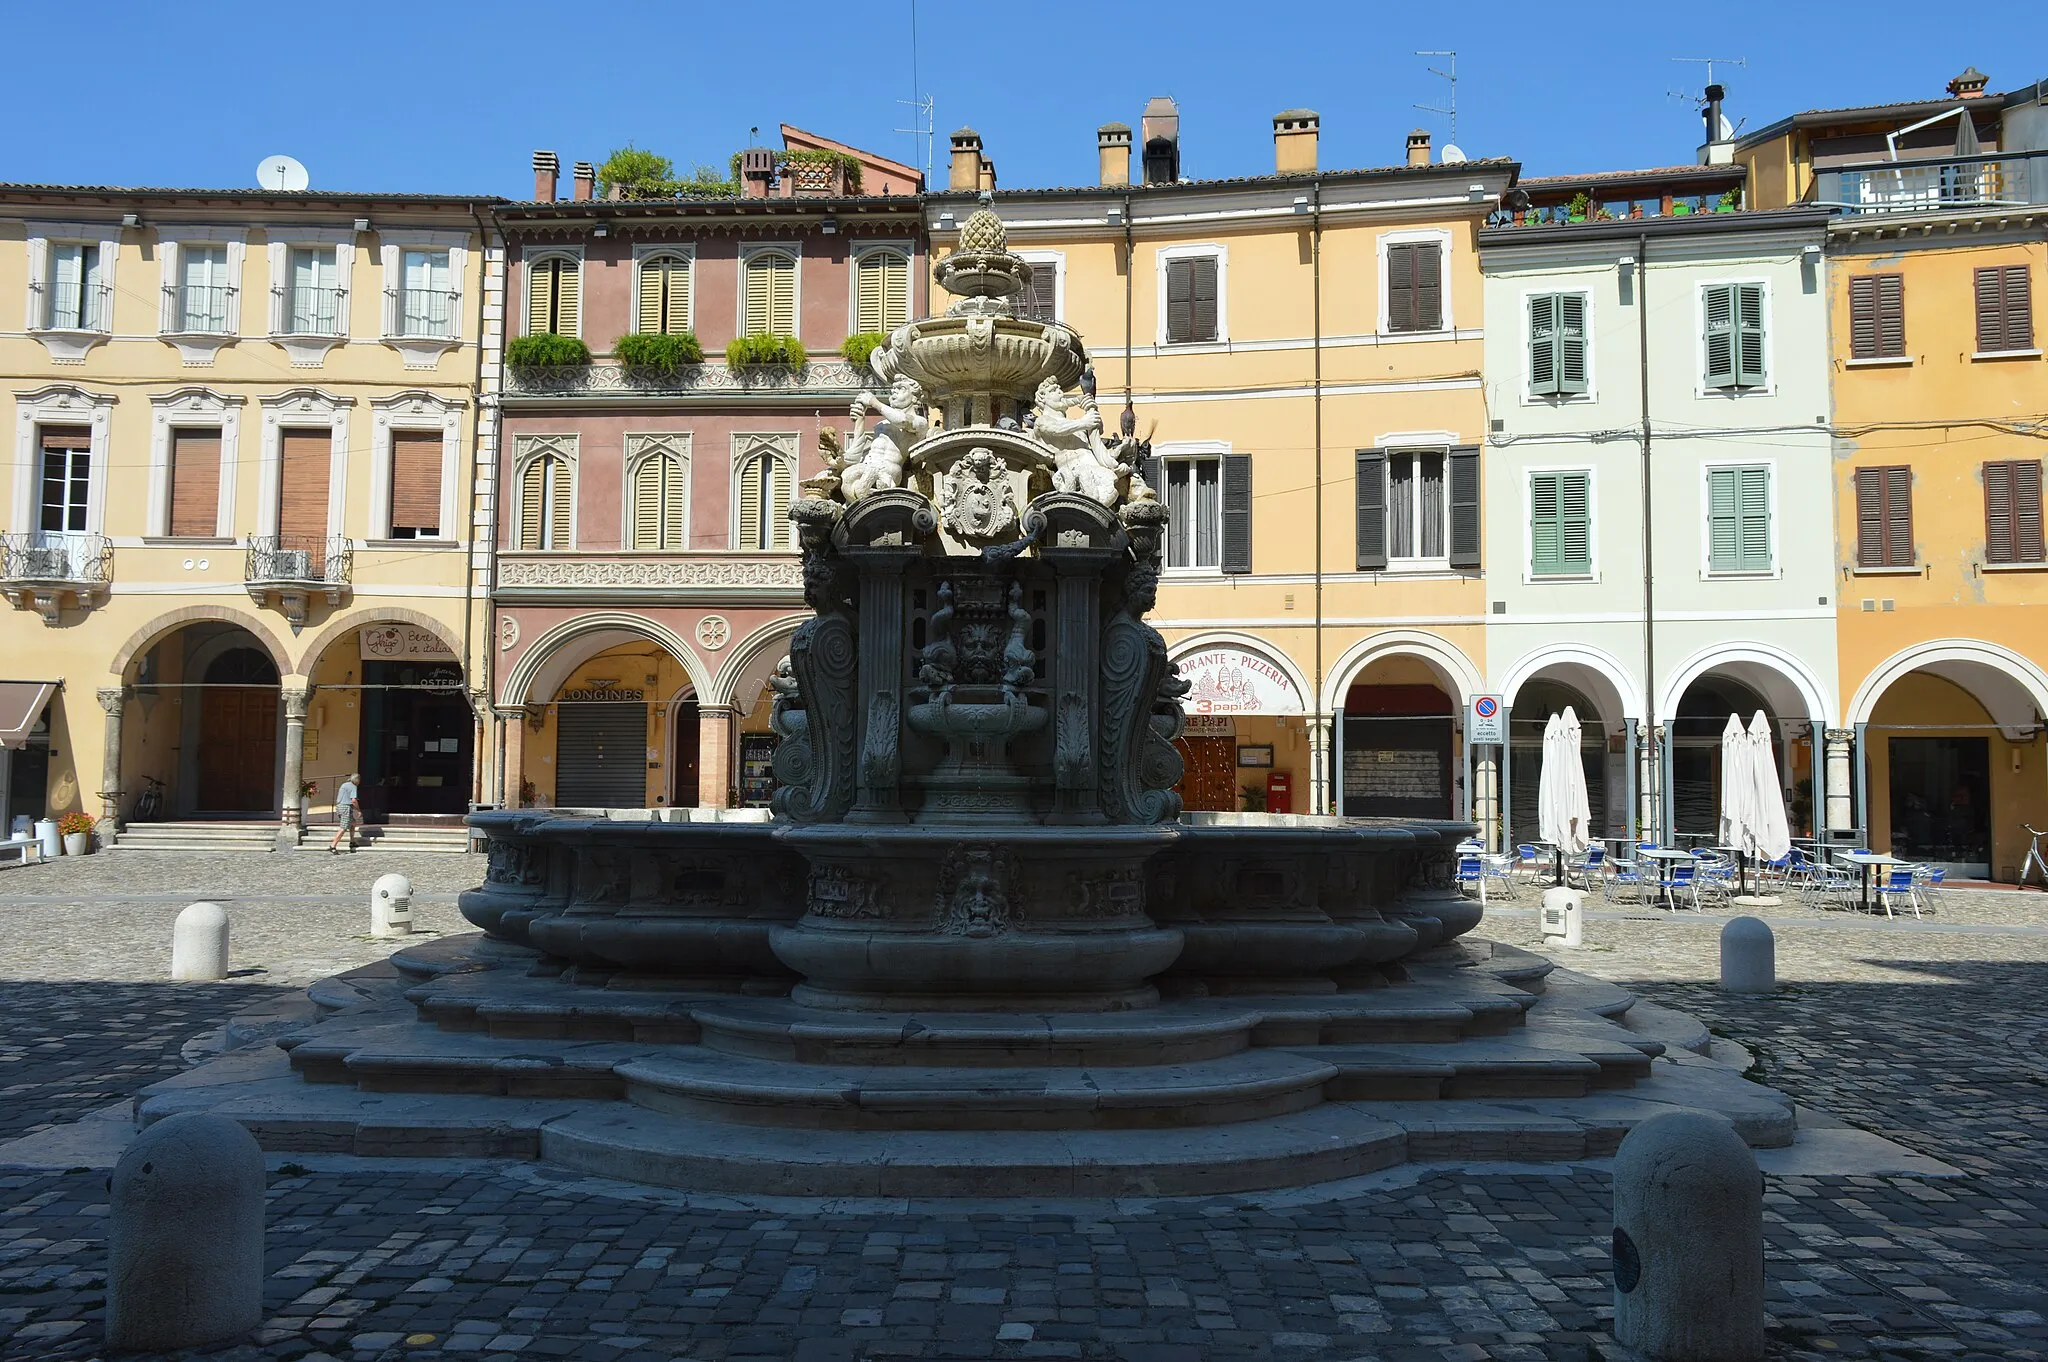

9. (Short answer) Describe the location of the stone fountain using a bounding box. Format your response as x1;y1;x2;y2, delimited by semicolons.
140;205;1797;1195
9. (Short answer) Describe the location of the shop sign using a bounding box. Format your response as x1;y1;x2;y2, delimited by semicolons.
360;625;456;661
1178;648;1304;716
559;686;645;702
1181;715;1236;738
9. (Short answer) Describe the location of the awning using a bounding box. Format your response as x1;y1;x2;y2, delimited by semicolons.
0;682;57;750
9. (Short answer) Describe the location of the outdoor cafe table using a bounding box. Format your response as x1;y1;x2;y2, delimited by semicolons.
1638;847;1696;910
1837;849;1906;912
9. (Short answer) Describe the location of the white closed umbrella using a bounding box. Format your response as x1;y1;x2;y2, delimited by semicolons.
1718;713;1752;853
1747;711;1792;863
1539;706;1592;862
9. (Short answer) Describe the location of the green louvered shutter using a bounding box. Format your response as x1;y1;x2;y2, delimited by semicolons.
1703;284;1736;387
1556;293;1588;393
1528;294;1558;395
1530;472;1563;574
1734;283;1767;387
1710;466;1771;571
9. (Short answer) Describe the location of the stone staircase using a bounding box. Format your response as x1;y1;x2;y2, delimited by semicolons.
139;933;1795;1195
307;824;474;855
109;821;278;853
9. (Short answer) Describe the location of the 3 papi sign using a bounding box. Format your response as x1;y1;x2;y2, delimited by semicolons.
1469;694;1505;744
1178;647;1304;716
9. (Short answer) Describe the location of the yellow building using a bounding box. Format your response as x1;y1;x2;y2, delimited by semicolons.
1738;70;2048;879
0;185;501;849
929;104;1514;817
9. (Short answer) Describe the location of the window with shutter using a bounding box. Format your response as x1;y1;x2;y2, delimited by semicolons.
1160;457;1223;568
855;251;910;334
38;427;92;533
1984;460;2046;564
1703;284;1736;386
388;430;443;538
744;253;798;336
1529;471;1591;577
1386;241;1443;333
527;256;579;336
1161;254;1220;344
179;245;231;333
734;449;794;550
514;438;575;550
168;428;221;538
1735;283;1767;386
1853;465;1913;568
548;456;573;549
629;447;688;550
1355;449;1387;570
278;427;331;556
1975;265;2033;353
47;243;104;331
1447;446;1481;569
1528;292;1589;396
518;458;545;550
1017;257;1058;321
1706;465;1772;573
401;249;454;338
1220;453;1252;574
637;253;692;335
1849;275;1906;360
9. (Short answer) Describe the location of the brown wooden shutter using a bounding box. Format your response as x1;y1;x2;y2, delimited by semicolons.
278;428;331;544
1414;243;1443;331
1877;275;1905;357
1165;258;1194;342
167;428;221;537
2004;266;2033;351
1854;467;1883;566
1855;466;1912;567
1849;276;1878;360
389;429;443;536
1189;256;1218;341
2016;460;2046;562
1020;260;1057;321
1976;266;2031;352
1386;244;1415;332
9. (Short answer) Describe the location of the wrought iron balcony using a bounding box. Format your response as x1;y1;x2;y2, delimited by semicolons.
39;281;110;332
245;534;351;625
174;284;234;333
284;284;343;335
397;288;456;339
1;532;112;622
1822;151;2047;216
504;358;875;399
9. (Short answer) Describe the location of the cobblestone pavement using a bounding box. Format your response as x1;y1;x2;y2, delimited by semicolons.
0;857;2042;1361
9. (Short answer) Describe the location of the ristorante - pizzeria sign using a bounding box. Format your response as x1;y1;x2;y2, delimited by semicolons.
1177;648;1304;715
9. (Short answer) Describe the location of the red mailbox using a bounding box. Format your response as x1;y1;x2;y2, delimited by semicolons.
1265;771;1292;814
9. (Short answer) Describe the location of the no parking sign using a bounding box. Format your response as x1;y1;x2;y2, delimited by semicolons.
1470;694;1505;744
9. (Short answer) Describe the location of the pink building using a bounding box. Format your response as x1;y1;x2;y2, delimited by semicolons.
493;132;924;810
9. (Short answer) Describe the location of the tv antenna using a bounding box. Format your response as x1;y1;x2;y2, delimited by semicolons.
1668;55;1746;101
256;154;309;192
1414;50;1458;145
893;0;935;181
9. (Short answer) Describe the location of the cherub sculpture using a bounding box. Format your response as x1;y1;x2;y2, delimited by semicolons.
817;375;927;502
1031;377;1125;506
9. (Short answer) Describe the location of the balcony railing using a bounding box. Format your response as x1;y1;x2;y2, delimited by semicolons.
246;534;351;586
175;283;233;333
1;532;112;585
504;358;875;398
42;281;110;331
285;285;343;335
1822;151;2047;216
398;288;457;339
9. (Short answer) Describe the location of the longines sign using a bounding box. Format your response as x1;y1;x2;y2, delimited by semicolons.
559;687;645;703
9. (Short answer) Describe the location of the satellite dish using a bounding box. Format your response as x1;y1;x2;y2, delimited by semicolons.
1715;114;1736;142
1440;143;1468;164
256;155;309;192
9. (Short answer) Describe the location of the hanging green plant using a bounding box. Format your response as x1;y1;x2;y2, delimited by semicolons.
615;332;704;371
507;334;591;367
726;334;807;368
840;332;888;372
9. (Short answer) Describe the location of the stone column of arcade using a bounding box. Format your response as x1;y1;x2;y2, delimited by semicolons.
275;686;309;851
96;686;124;842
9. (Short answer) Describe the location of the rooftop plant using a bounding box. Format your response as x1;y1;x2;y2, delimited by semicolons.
728;148;865;194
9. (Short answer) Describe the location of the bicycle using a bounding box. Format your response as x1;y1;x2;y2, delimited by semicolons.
2023;824;2048;889
132;774;165;822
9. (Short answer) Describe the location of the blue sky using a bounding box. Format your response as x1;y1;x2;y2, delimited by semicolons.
7;1;2043;197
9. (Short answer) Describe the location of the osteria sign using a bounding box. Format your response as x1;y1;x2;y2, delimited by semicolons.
1177;647;1304;716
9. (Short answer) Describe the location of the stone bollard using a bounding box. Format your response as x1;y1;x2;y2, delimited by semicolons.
1720;915;1776;993
1540;886;1585;948
171;902;229;981
372;873;414;937
107;1112;265;1349
1612;1110;1765;1362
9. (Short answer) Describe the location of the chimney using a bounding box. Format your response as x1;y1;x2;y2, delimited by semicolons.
572;161;595;201
1698;84;1736;165
739;147;775;199
1141;96;1180;184
532;150;559;203
950;129;984;191
1948;65;1989;99
1273;109;1319;175
1406;129;1431;167
1097;123;1132;186
977;155;998;192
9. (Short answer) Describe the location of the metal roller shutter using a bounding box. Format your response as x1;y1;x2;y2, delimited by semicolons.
553;702;647;809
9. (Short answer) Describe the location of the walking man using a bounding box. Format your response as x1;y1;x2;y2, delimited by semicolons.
328;772;361;854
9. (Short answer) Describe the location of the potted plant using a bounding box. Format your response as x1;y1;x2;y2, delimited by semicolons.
1565;192;1591;223
506;334;593;368
840;332;887;374
300;779;316;824
725;333;808;371
614;331;703;379
57;811;94;856
1715;188;1741;213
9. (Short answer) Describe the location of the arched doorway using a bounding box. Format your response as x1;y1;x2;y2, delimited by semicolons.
1507;678;1612;847
1668;675;1800;844
669;692;701;808
197;646;280;814
1339;657;1457;819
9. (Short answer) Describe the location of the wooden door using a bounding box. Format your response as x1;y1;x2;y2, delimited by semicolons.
198;688;278;813
1173;736;1239;812
671;702;701;808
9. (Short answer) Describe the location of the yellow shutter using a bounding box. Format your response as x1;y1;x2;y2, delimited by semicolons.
555;259;580;336
632;457;662;549
637;260;664;334
526;261;554;337
747;253;795;336
664;257;691;334
881;252;908;331
769;455;793;548
770;256;795;335
640;255;691;335
662;454;687;547
737;455;763;548
548;455;573;548
519;457;544;549
856;255;884;334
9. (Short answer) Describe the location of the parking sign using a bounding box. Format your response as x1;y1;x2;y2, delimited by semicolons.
1469;694;1505;744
